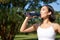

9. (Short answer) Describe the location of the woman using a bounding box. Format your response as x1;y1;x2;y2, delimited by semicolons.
20;5;60;40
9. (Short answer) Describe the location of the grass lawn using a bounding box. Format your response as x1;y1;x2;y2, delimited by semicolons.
0;34;60;40
14;34;38;40
14;33;60;40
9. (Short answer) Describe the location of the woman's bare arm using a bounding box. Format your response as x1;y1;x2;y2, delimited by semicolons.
57;24;60;33
54;23;60;33
20;17;36;33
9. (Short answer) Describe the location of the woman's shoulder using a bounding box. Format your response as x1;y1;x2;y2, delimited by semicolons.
33;23;40;26
52;23;60;30
52;23;60;26
33;23;40;30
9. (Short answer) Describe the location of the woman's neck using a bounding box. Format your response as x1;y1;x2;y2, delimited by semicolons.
42;18;51;24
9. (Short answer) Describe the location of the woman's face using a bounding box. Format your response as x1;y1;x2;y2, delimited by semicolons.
40;6;51;19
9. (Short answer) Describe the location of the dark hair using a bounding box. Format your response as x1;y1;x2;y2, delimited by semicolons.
41;5;56;22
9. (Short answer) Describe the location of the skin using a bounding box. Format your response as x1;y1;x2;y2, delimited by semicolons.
20;6;60;34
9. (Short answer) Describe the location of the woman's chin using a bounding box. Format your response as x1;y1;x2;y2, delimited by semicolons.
40;16;44;18
40;17;45;19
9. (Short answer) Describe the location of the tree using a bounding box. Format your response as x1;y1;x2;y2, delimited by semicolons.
0;6;25;40
55;11;60;24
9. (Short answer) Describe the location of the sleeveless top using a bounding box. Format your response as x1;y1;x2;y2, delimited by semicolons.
37;24;56;40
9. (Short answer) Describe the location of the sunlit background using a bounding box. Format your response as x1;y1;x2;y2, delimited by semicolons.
0;0;60;40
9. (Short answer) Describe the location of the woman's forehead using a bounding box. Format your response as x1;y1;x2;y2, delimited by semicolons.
41;6;48;9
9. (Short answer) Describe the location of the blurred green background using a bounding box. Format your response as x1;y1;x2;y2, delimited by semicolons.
0;0;60;40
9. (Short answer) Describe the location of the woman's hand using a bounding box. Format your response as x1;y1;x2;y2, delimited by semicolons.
26;13;33;20
26;13;37;20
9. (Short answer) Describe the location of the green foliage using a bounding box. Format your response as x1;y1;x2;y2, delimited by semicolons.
0;6;25;40
55;13;60;24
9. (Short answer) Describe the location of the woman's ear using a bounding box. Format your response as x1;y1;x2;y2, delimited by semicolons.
48;12;52;15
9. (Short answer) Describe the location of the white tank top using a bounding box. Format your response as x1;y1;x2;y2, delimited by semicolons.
37;25;56;40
